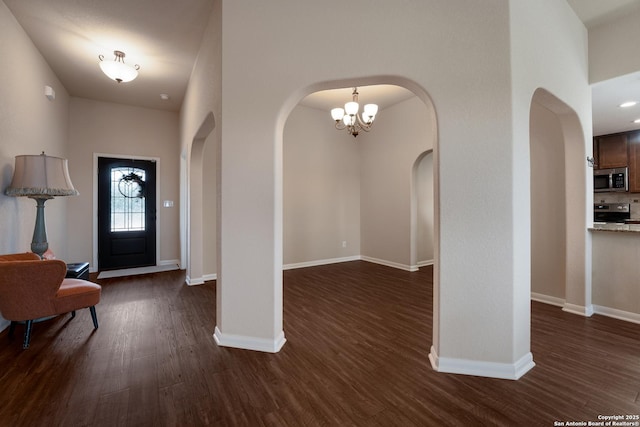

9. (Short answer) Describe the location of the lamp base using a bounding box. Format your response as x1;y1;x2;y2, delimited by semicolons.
28;196;52;258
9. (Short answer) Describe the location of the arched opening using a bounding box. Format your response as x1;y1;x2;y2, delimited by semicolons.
279;78;439;348
185;112;216;286
283;83;437;272
529;88;591;314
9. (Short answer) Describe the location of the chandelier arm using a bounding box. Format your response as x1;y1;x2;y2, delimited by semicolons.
335;122;347;131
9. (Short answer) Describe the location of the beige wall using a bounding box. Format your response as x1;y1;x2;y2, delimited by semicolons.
530;101;567;300
592;232;640;319
179;1;221;284
283;104;361;266
202;131;217;277
66;98;180;268
283;94;435;270
0;2;71;259
360;96;434;270
0;2;71;329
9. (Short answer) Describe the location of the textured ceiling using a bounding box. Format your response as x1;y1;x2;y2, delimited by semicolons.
4;0;640;134
4;0;214;112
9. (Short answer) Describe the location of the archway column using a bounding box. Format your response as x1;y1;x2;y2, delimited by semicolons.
213;105;286;352
428;108;535;380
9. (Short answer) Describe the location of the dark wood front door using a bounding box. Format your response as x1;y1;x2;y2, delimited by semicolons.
98;157;157;270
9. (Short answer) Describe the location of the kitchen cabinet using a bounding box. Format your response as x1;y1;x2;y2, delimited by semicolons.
627;131;640;192
595;133;628;169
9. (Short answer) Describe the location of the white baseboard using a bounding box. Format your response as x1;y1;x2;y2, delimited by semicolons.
563;303;594;317
417;259;434;267
283;256;361;270
533;293;640;324
429;345;535;380
160;259;180;267
360;256;418;272
186;272;216;286
213;327;286;353
203;273;217;282
186;275;204;286
530;293;596;317
593;305;640;324
531;292;565;307
283;255;424;273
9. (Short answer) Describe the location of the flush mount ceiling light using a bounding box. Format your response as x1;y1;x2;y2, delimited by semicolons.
619;101;637;108
330;87;378;138
98;50;140;83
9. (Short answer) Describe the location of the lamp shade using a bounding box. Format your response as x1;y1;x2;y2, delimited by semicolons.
5;153;79;197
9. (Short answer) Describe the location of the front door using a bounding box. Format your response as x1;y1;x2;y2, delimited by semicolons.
98;157;157;270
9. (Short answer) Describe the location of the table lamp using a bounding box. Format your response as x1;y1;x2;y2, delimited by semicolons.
4;152;79;258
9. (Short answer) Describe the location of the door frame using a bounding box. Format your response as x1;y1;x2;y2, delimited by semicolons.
92;152;161;271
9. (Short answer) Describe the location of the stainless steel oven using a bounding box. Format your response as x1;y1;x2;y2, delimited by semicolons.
594;202;630;223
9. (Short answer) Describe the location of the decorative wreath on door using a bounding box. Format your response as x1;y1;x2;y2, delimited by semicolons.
118;172;145;198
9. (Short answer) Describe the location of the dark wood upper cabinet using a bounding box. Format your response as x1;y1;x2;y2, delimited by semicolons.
595;133;628;169
627;131;640;193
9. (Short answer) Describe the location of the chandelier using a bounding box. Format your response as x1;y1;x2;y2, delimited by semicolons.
330;87;379;137
98;50;140;83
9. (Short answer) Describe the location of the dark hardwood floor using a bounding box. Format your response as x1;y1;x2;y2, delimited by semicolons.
0;261;639;426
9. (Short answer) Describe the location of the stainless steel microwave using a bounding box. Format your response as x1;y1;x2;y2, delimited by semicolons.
594;167;628;193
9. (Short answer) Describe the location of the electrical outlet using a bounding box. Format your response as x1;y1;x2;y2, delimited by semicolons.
342;241;347;248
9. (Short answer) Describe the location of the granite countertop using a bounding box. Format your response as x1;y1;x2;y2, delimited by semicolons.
590;222;640;233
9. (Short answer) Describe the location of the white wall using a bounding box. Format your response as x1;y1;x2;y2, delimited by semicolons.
588;7;640;84
218;0;540;375
66;98;180;268
510;0;592;367
169;0;593;378
0;1;71;329
530;101;566;300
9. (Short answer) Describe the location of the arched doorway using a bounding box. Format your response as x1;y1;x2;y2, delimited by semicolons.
529;88;592;314
185;112;216;286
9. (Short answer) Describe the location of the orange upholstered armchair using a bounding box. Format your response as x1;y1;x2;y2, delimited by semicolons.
0;252;101;349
